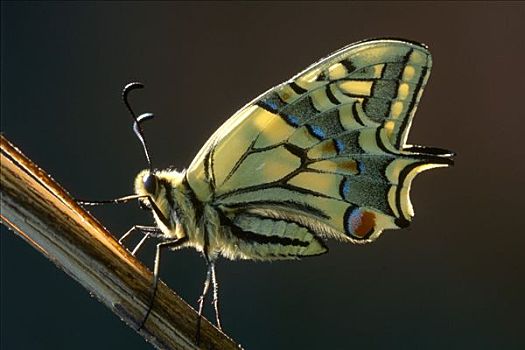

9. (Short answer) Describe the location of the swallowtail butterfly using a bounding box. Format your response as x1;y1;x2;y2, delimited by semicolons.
83;38;454;330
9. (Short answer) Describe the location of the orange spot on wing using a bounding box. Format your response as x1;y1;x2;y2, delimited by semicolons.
308;140;338;159
339;160;358;174
320;141;336;153
354;211;376;237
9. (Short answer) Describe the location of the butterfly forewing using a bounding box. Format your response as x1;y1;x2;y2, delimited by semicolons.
186;39;452;252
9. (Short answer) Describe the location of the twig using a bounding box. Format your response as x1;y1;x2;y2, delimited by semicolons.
0;135;242;350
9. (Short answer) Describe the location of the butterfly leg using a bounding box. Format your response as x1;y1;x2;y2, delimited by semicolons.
210;262;222;330
195;262;212;343
139;236;188;330
120;225;162;256
130;232;151;256
197;265;212;318
119;225;161;244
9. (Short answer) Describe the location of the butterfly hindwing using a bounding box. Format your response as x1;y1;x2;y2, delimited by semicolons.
218;211;328;260
186;39;453;247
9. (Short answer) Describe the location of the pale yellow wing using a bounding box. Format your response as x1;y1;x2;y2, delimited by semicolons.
186;38;453;246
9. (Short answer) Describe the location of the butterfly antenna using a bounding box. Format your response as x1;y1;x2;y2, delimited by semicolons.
123;82;154;173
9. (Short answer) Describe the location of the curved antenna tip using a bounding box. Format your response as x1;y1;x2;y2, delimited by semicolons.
124;81;144;90
121;82;154;172
137;112;155;123
123;82;145;100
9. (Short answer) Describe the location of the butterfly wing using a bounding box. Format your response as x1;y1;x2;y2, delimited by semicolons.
186;38;453;256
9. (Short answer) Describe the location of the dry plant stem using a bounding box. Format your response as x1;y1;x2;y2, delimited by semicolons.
0;135;241;350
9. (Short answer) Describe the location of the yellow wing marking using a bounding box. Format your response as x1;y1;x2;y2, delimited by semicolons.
307;139;339;159
382;48;432;147
295;68;324;90
402;65;416;81
338;80;373;96
211;105;295;188
399;163;448;218
217;145;301;195
339;102;379;130
310;89;337;112
252;110;296;149
288;125;322;149
328;62;348;80
397;83;410;100
339;104;363;131
385;159;449;219
387;186;400;218
211;104;260;188
288;172;344;199
384;120;396;139
373;63;385;78
329;84;357;105
277;84;302;104
358;128;398;155
390;101;404;118
308;158;359;176
408;49;427;65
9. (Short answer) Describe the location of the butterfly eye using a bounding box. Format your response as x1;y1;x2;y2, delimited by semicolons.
143;173;157;194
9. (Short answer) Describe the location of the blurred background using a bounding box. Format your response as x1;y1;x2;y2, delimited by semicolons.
1;2;524;349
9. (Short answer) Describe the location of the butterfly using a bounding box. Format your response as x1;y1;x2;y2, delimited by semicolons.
83;38;453;332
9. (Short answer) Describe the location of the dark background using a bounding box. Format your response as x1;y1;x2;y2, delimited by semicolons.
1;2;524;349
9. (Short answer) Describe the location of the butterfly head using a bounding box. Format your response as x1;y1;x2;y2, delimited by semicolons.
142;172;158;195
134;167;184;195
134;170;159;207
134;169;158;209
134;168;187;236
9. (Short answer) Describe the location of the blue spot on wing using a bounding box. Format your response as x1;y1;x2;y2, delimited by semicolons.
334;139;345;153
307;124;326;139
266;100;278;110
340;178;351;199
350;207;361;220
286;114;301;127
343;206;363;236
348;207;362;233
343;205;360;237
343;179;351;197
358;161;366;174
